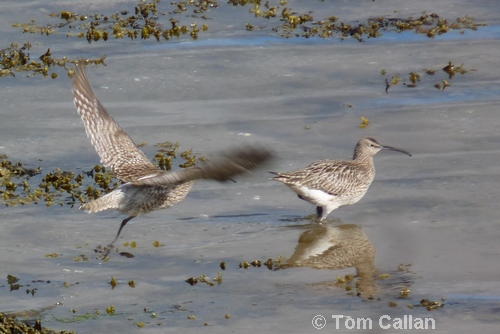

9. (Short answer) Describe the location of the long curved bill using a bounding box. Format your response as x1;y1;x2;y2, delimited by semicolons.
381;145;412;157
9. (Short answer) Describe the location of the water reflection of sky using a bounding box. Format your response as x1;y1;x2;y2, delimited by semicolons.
449;294;500;301
142;21;500;110
144;24;499;50
370;88;499;107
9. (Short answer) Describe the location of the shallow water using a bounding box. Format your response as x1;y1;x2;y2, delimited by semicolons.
1;0;500;333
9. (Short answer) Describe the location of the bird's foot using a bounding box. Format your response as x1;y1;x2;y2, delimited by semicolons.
101;243;115;259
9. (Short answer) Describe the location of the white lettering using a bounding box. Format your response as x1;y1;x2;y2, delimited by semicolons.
379;315;391;329
357;317;372;329
425;317;436;329
331;315;436;330
406;315;412;329
345;317;356;329
414;317;423;329
393;317;403;329
331;315;343;329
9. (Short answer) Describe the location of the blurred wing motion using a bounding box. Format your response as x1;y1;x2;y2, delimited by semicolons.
132;145;274;186
73;65;159;182
72;64;274;258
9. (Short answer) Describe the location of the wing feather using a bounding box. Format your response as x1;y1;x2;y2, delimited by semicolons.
132;145;273;186
72;65;159;182
272;159;370;197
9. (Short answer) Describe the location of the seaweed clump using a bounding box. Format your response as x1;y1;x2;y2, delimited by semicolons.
228;1;486;41
5;0;217;78
0;312;75;334
382;61;475;93
0;42;106;78
2;1;487;79
12;0;215;44
0;143;204;208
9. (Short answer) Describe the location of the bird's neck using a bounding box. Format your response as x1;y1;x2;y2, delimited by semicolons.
353;150;374;165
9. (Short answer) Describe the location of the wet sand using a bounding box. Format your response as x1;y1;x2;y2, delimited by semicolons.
1;0;500;333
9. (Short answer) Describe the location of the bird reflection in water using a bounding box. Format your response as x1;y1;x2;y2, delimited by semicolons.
280;223;379;299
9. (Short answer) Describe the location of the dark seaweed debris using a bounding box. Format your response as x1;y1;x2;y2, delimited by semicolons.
0;144;204;208
184;272;223;287
0;312;75;334
2;1;487;79
383;61;475;93
227;1;486;41
0;42;106;78
10;0;487;44
12;0;215;44
5;0;216;78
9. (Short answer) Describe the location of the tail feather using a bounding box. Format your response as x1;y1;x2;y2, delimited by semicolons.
80;192;119;213
270;171;287;182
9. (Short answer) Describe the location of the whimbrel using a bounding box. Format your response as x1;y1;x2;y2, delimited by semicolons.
271;138;411;221
72;65;273;256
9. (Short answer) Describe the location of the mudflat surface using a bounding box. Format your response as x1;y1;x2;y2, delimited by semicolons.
1;1;500;333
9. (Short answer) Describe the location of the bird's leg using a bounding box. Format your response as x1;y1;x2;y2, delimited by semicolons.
316;206;323;217
102;215;136;258
316;205;323;224
316;205;329;224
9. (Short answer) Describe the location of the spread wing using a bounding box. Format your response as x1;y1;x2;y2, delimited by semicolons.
72;65;159;182
272;159;368;197
132;145;273;186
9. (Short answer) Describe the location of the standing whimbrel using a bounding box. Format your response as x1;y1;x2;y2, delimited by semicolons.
72;65;273;256
271;138;411;221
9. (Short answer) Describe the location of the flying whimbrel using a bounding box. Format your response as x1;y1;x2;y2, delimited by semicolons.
271;137;411;221
72;65;273;256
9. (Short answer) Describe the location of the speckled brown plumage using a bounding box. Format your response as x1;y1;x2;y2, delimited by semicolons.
73;65;160;183
72;65;273;255
285;224;375;270
281;224;379;298
272;138;411;221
